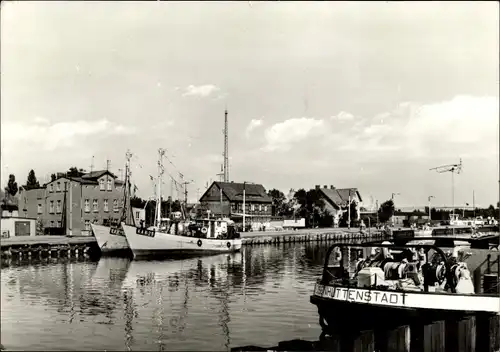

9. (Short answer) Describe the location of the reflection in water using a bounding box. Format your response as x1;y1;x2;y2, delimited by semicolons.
1;242;335;351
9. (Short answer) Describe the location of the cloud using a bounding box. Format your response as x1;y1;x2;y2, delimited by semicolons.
181;84;221;98
245;118;263;137
254;95;498;160
2;117;136;153
331;111;354;121
262;117;326;152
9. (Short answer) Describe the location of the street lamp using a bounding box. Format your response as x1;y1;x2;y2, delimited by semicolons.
428;196;434;221
463;203;469;218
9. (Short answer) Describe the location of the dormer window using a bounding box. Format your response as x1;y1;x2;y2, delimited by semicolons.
99;179;105;191
107;179;112;191
49;184;54;192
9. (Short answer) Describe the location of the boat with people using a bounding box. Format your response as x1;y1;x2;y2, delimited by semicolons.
121;148;242;259
310;231;500;330
91;151;135;256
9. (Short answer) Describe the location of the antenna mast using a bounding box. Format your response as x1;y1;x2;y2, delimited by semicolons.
429;158;463;217
223;109;229;182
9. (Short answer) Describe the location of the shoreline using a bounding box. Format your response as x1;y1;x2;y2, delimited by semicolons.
1;227;383;248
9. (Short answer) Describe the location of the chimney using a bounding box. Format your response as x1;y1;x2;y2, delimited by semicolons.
323;185;328;189
315;185;320;190
330;185;335;190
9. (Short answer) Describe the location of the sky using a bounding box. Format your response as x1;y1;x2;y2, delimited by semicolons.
1;1;499;209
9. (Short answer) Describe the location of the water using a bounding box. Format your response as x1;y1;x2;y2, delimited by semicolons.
1;242;329;351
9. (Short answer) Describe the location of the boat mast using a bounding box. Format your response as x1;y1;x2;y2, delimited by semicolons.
155;148;165;228
121;150;134;226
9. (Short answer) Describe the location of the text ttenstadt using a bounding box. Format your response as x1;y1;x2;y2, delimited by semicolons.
314;284;406;306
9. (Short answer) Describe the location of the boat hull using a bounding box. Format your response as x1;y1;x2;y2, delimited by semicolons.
310;282;499;329
121;223;242;259
91;224;131;256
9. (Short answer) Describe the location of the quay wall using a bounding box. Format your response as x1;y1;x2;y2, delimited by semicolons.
232;314;499;352
0;228;386;259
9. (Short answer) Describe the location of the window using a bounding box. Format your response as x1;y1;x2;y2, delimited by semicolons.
113;199;119;212
120;199;124;209
93;199;98;212
99;179;105;191
50;220;55;227
56;200;62;213
251;204;255;211
84;220;91;231
49;201;54;213
49;184;54;192
107;179;112;191
135;211;140;220
259;204;262;211
37;204;43;214
84;199;90;213
104;199;109;212
56;182;61;192
264;205;268;212
57;220;62;227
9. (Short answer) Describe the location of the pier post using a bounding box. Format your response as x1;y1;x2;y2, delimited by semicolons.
385;325;410;352
352;330;375;352
476;314;499;352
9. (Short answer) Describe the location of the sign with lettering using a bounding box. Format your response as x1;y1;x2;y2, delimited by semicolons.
136;227;155;238
109;227;125;236
314;284;407;307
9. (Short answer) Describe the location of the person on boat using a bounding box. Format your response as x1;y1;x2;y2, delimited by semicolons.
444;246;475;294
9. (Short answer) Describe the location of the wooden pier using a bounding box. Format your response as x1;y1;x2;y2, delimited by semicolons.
1;235;99;260
232;314;500;352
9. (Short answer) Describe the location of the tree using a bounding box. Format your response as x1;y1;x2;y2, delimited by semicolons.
50;173;57;182
267;188;287;216
66;167;86;178
339;200;359;227
5;174;18;197
485;204;496;218
292;188;332;228
378;199;395;223
2;174;19;211
130;196;146;208
24;169;40;190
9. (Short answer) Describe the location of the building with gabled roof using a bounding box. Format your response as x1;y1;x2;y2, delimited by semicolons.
18;170;126;236
315;185;363;227
198;181;272;230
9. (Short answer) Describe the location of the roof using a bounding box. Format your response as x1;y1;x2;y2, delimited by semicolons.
81;170;117;180
318;188;363;209
200;181;272;203
46;171;121;186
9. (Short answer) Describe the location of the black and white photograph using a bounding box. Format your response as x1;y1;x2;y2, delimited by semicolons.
1;1;499;351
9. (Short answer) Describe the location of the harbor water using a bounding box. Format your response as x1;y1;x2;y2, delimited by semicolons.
1;242;331;351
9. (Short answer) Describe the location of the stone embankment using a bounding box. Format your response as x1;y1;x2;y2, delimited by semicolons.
241;228;386;245
1;228;387;259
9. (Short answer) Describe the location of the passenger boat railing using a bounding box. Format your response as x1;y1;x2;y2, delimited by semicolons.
321;242;457;293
